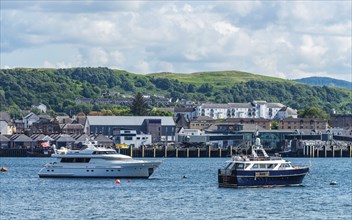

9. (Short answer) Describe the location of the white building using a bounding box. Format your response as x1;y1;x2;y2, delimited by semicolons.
115;129;152;148
275;107;298;120
31;103;47;113
0;120;12;135
23;112;40;128
195;101;296;120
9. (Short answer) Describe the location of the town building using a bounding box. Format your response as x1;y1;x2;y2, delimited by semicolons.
195;100;297;120
85;116;176;145
30;116;60;135
279;118;328;130
225;118;272;130
329;113;352;129
23;112;40;128
114;129;152;148
190;116;215;130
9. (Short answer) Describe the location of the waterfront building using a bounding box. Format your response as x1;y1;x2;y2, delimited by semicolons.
114;129;152;148
225;118;272;130
329;113;352;129
9;134;33;148
93;134;114;147
61;124;84;135
280;118;328;130
0;135;10;148
190;116;215;130
85;116;176;145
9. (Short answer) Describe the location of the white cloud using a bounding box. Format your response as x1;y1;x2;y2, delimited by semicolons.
135;60;151;74
214;21;239;35
0;1;351;82
299;35;327;64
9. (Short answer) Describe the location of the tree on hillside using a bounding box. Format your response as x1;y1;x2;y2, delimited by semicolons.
150;109;173;116
298;107;329;120
271;121;279;130
131;92;148;116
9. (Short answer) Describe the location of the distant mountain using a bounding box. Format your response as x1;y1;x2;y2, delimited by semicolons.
294;77;351;90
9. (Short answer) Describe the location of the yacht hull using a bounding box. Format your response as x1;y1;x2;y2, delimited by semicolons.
218;167;309;188
38;162;161;178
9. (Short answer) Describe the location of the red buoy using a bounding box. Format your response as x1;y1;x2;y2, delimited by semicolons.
127;179;131;183
115;179;121;184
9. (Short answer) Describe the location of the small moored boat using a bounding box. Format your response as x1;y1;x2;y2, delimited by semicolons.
218;138;309;188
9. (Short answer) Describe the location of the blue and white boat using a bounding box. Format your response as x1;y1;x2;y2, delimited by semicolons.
218;138;309;188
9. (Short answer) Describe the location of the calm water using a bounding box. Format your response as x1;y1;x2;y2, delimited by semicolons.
0;157;351;220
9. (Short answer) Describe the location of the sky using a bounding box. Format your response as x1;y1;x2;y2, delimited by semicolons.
1;1;351;82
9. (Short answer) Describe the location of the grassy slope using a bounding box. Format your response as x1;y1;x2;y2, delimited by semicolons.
147;70;289;87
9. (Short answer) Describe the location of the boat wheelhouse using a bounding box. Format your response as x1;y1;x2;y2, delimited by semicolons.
218;138;309;188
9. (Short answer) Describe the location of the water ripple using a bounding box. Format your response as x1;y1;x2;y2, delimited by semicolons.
0;157;351;219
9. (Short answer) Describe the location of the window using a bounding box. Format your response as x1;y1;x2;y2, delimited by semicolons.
61;158;90;163
267;164;276;169
235;163;244;170
259;164;266;169
124;137;133;141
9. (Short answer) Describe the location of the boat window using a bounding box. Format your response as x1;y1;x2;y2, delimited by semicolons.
244;164;250;169
252;164;259;169
104;151;116;154
267;164;277;169
259;164;266;169
61;158;91;163
279;163;290;169
235;163;244;170
224;162;234;170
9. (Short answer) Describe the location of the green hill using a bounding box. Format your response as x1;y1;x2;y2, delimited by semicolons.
148;70;288;87
1;67;351;118
294;77;352;90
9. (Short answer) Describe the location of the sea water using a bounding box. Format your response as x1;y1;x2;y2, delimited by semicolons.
0;157;351;219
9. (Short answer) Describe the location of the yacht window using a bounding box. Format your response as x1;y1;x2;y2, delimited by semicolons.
252;164;259;169
61;158;91;163
244;164;250;169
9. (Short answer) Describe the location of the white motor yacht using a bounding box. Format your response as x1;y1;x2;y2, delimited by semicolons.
38;141;161;178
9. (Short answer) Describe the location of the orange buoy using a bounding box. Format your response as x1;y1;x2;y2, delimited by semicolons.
115;179;121;184
1;167;8;172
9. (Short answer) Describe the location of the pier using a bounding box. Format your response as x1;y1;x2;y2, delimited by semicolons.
1;145;350;158
302;145;352;158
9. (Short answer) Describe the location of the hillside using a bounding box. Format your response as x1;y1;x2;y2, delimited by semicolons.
148;70;288;87
1;67;351;117
295;77;351;90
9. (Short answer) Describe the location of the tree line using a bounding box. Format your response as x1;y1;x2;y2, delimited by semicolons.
1;67;351;118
